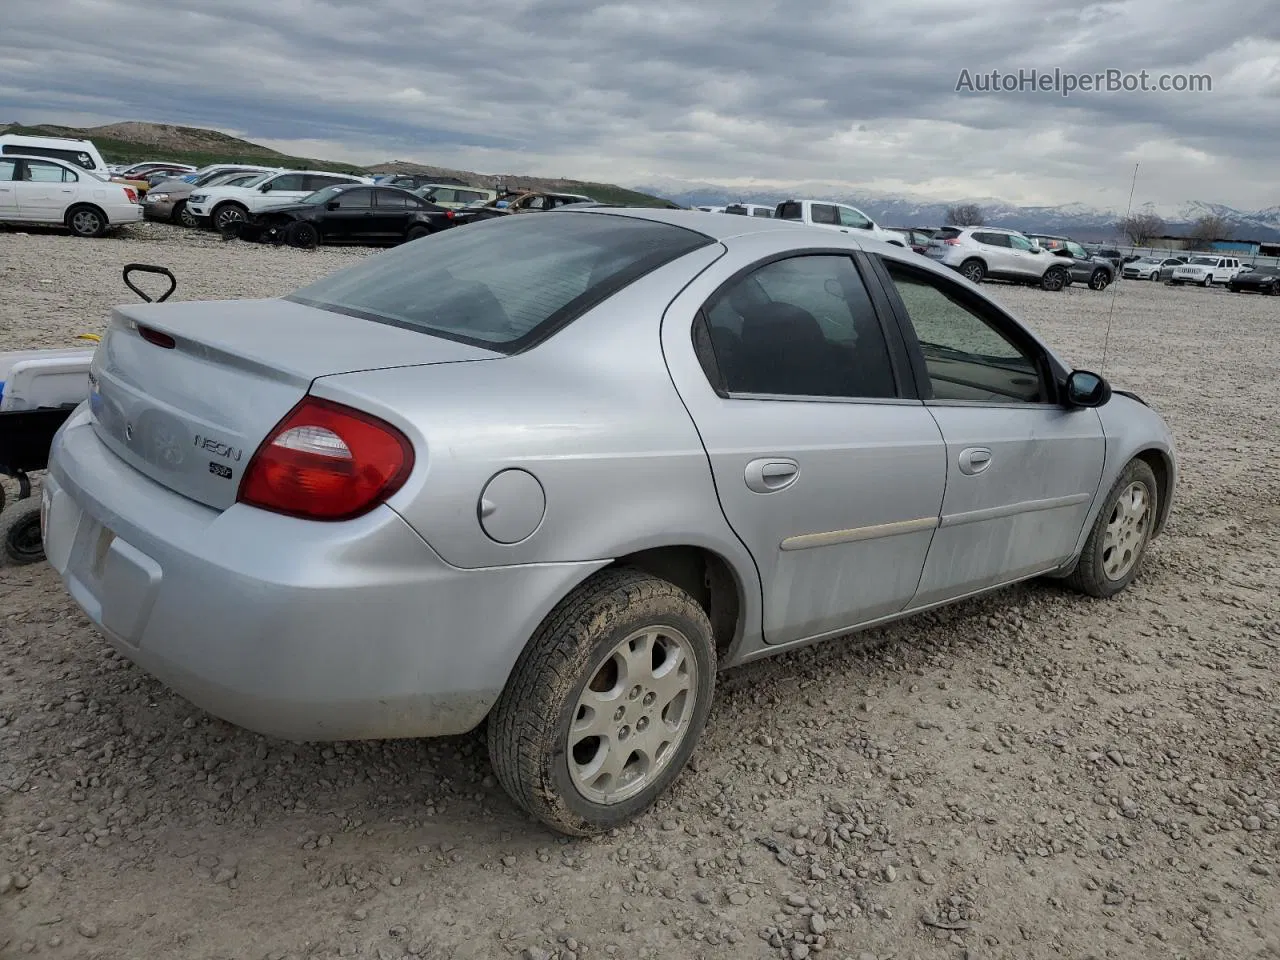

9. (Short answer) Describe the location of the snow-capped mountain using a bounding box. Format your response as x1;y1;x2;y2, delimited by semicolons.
630;178;1280;242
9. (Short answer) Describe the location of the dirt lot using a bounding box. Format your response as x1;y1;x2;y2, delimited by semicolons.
1;224;1277;960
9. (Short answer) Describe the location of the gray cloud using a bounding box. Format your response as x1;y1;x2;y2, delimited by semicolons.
1;0;1277;209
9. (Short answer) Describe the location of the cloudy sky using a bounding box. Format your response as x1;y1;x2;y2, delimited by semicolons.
1;0;1278;210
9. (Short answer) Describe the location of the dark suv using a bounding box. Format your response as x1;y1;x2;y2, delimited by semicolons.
1026;234;1116;290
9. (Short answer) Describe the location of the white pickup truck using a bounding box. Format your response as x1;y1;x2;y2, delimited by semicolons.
1169;254;1246;286
775;199;907;247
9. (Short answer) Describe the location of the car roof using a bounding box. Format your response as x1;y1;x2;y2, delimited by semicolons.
557;205;861;241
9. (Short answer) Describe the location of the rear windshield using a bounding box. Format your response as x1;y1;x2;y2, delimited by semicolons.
776;202;802;220
934;227;963;240
288;213;713;353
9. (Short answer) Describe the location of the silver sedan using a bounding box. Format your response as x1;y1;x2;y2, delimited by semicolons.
44;209;1177;835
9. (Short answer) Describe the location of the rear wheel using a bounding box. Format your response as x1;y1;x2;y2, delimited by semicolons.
66;205;107;238
405;225;431;242
959;259;986;284
0;500;44;566
1041;266;1069;291
1089;269;1110;291
487;567;716;836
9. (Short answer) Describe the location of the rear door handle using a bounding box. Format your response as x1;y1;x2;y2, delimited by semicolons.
745;458;800;493
958;447;992;475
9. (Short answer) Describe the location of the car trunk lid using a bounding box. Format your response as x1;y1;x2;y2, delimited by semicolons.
89;297;500;509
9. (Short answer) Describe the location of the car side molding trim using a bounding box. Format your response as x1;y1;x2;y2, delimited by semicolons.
940;492;1091;529
779;515;939;552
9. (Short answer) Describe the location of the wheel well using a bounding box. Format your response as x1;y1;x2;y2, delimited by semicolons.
609;546;742;662
213;200;246;214
1135;449;1173;535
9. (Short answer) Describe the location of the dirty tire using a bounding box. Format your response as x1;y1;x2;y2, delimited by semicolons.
284;220;320;249
487;567;716;837
959;259;986;284
0;499;44;566
1041;266;1069;291
1066;458;1158;599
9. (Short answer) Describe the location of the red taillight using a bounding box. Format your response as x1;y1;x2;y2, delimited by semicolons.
446;210;455;219
237;397;414;521
124;187;139;203
137;325;175;349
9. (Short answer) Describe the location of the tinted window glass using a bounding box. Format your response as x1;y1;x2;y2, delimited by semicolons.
375;190;410;208
268;174;308;191
934;227;962;240
975;232;1011;248
701;255;896;399
1065;241;1089;258
884;262;1043;403
810;203;839;225
2;144;95;169
330;188;372;208
724;204;748;216
289;214;713;352
776;202;802;220
1008;235;1035;251
0;159;15;181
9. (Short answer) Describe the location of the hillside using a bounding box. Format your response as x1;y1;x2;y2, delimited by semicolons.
0;121;678;207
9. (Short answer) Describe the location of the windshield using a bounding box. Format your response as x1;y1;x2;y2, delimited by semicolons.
1246;265;1279;276
288;214;713;352
298;185;347;205
1187;256;1217;265
1137;257;1160;264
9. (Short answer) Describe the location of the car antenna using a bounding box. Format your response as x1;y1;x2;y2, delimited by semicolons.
1101;162;1139;373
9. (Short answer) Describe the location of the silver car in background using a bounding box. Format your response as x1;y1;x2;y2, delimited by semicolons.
1123;256;1186;281
44;209;1176;835
143;164;280;226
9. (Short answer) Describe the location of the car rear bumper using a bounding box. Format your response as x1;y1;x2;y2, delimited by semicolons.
108;205;144;225
45;406;606;742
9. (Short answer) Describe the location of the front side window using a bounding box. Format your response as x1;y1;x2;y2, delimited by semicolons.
0;159;15;181
269;174;308;191
289;213;713;351
838;206;872;229
698;255;897;399
1008;235;1035;252
883;261;1045;404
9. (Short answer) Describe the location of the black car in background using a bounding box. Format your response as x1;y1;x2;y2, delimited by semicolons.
237;184;458;247
1227;264;1280;294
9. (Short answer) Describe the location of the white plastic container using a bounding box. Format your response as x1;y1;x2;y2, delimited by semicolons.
0;349;95;412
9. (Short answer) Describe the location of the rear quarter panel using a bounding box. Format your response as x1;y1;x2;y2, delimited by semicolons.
311;242;761;584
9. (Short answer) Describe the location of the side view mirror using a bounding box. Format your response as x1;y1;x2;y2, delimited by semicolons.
258;183;271;192
1065;369;1111;408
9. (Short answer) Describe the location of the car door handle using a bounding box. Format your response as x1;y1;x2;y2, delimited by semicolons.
745;458;800;493
958;447;993;475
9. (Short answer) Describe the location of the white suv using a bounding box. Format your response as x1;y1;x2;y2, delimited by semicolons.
0;154;142;237
187;169;372;230
1169;255;1244;287
924;225;1073;291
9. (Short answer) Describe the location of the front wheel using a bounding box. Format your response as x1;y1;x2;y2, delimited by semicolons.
1089;269;1111;291
1041;266;1069;291
0;500;44;566
212;203;248;232
487;568;716;836
1066;459;1158;599
1201;276;1211;287
175;201;197;228
283;220;319;249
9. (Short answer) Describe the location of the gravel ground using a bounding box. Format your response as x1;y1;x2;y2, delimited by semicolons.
1;223;1277;960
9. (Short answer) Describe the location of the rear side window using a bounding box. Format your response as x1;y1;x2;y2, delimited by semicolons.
2;144;96;169
934;227;962;241
751;207;773;217
289;214;714;352
776;202;802;220
724;204;748;216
